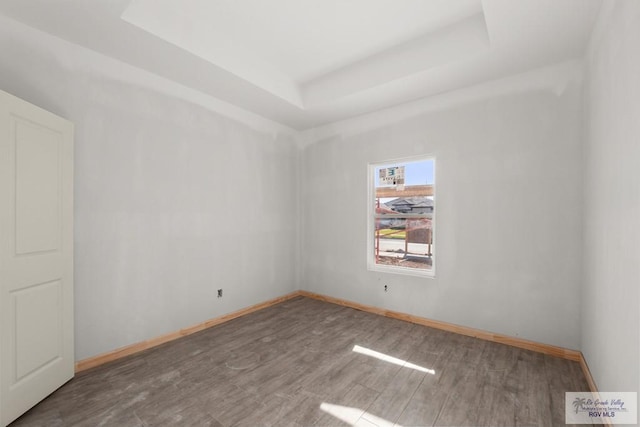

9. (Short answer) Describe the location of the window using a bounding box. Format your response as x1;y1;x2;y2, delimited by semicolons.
368;157;435;277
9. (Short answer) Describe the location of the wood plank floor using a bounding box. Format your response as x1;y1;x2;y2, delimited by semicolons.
11;297;596;427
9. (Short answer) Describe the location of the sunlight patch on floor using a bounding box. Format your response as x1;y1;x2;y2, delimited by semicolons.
320;402;402;427
352;345;435;374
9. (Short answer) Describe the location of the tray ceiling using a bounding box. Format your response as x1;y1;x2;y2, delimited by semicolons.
0;0;601;130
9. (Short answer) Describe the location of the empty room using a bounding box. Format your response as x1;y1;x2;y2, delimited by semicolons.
0;0;638;426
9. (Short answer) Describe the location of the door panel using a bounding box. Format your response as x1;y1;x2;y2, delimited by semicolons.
13;280;63;381
0;90;74;427
15;118;62;255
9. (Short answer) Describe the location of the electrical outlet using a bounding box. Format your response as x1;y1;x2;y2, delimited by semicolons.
217;289;223;298
384;285;388;292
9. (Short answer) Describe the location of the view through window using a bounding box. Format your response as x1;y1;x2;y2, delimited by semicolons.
369;157;435;276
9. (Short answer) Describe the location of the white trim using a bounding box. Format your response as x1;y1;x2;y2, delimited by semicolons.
367;155;436;279
368;263;435;279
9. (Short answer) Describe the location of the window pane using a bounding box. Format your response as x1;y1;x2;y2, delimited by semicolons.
374;218;433;270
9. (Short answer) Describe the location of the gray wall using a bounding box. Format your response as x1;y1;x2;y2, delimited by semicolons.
300;81;584;349
0;16;298;360
582;0;639;402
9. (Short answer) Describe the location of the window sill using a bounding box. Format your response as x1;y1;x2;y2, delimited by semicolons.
367;263;435;278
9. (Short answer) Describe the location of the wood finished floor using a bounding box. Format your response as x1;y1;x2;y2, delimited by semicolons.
11;297;595;427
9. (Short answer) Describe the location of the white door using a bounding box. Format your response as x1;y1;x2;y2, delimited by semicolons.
0;90;74;426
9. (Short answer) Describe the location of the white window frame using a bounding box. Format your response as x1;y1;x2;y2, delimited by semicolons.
367;155;436;278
